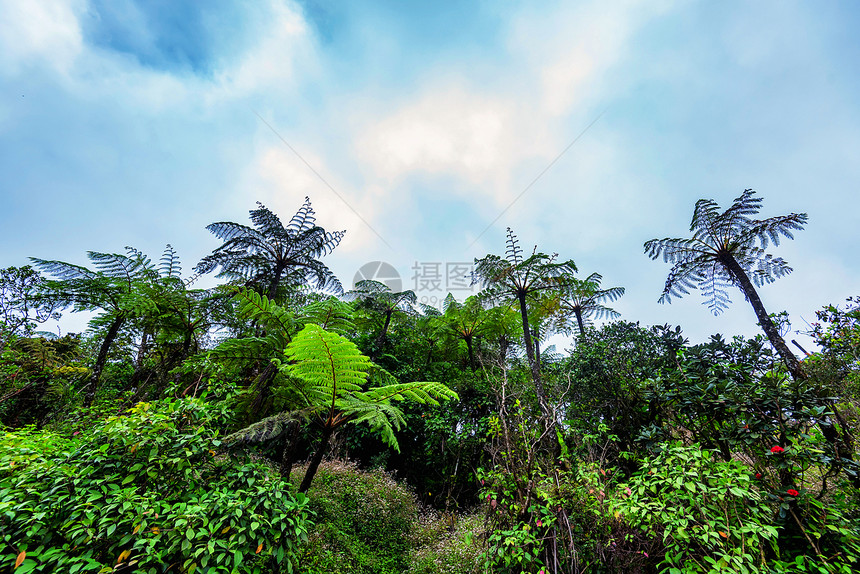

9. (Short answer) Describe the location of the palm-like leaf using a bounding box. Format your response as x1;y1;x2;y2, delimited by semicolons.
284;324;372;408
207;289;295;366
299;296;355;334
553;272;624;336
644;189;807;314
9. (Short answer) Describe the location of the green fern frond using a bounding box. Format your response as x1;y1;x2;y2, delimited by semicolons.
299;296;355;334
222;411;304;446
283;324;371;401
233;289;296;343
336;397;407;450
356;381;459;406
159;244;182;279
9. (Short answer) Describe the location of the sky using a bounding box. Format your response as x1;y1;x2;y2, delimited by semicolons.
2;0;859;352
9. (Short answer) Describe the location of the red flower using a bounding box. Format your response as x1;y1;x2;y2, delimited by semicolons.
787;489;799;497
755;473;762;479
770;446;785;454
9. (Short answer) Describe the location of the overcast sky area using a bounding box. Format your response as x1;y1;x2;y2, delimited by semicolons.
2;0;858;352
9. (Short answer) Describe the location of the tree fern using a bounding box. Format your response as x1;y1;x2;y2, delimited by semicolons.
473;228;577;417
267;324;458;491
644;189;807;378
196;198;345;298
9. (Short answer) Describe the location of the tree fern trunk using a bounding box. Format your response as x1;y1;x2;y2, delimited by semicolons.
371;310;393;360
721;255;803;379
299;423;334;493
516;291;549;418
277;420;302;481
575;309;586;338
465;334;475;371
85;313;126;406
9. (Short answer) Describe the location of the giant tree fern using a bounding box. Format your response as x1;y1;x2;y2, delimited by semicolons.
473;228;577;415
226;323;457;492
32;248;160;404
346;279;417;359
196;198;345;298
644;189;807;378
34;246;213;403
552;272;625;338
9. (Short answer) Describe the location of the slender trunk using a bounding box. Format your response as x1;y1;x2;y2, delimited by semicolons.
465;334;476;371
380;310;392;341
575;309;586;339
371;310;393;360
85;313;126;406
533;328;541;369
299;423;334;493
267;263;285;300
277;420;302;481
180;328;193;362
250;362;278;417
721;255;803;379
516;291;549;418
136;328;151;370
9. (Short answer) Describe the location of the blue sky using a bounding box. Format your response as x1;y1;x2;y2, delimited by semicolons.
2;0;859;350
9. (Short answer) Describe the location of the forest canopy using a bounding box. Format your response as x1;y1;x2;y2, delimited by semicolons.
1;193;859;574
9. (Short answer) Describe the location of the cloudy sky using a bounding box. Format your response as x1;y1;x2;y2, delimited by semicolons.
2;0;858;350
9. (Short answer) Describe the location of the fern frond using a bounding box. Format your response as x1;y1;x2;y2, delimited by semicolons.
286;197;316;232
505;227;523;265
159;244;182;279
249;202;287;239
233;289;296;343
222;411;304;446
357;380;459;406
299;297;354;334
284;324;372;401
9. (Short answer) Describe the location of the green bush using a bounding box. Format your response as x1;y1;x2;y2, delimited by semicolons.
296;460;419;574
0;398;311;573
617;442;778;573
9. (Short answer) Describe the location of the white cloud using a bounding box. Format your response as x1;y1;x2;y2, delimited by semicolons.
355;85;549;202
245;145;385;255
207;1;314;103
351;0;672;217
0;0;85;75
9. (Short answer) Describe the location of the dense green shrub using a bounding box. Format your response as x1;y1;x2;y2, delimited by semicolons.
617;442;778;573
0;398;311;573
296;460;419;574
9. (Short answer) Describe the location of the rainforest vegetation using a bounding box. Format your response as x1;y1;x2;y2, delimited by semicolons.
1;191;858;574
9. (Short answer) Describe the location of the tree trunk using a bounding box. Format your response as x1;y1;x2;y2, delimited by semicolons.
465;334;476;371
371;310;393;360
267;263;286;300
721;255;803;379
85;313;126;406
299;423;334;493
277;420;302;481
575;309;586;339
516;291;550;418
499;336;509;365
